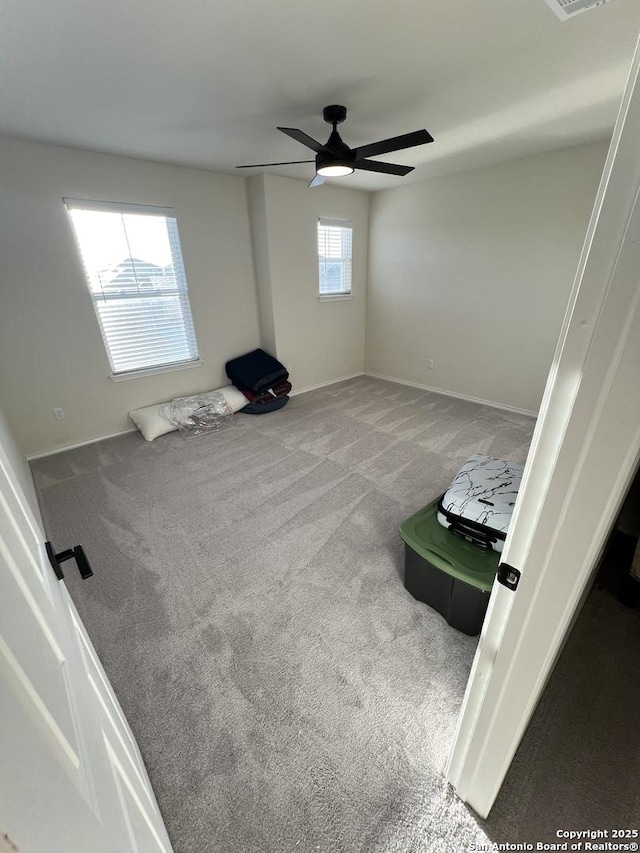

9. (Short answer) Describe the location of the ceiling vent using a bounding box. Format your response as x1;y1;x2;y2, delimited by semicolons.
542;0;610;20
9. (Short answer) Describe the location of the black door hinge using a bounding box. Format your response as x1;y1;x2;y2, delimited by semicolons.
45;541;94;581
497;563;521;591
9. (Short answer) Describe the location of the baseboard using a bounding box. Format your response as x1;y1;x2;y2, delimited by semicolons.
290;372;364;397
364;371;538;418
28;376;364;459
27;428;138;461
26;373;534;460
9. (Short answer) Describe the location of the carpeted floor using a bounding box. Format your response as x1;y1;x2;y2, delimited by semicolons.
31;376;639;851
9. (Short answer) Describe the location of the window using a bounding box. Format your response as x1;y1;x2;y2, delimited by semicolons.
317;218;352;298
65;199;199;378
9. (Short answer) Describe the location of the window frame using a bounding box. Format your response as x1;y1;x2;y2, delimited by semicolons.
317;218;353;301
64;198;201;380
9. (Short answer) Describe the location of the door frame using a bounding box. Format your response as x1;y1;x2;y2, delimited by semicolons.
445;34;640;819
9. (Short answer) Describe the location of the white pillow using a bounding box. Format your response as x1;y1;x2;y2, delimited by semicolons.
129;385;247;442
218;385;248;413
129;404;177;442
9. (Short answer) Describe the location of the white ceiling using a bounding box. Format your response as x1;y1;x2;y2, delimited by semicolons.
1;0;638;191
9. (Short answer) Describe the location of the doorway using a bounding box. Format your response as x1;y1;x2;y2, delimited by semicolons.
446;34;640;819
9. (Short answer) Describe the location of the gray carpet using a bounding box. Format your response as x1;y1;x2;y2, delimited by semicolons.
31;376;560;852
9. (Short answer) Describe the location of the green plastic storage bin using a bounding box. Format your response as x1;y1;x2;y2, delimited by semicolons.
399;497;500;635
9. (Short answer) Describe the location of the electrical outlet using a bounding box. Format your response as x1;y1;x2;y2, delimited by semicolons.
427;359;434;370
53;408;65;421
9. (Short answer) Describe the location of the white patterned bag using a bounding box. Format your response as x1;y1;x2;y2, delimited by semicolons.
436;454;524;552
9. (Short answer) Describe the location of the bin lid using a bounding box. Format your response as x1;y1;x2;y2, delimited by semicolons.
399;497;500;592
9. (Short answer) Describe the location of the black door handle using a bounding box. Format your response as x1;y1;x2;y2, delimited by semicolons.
45;541;94;581
72;545;93;580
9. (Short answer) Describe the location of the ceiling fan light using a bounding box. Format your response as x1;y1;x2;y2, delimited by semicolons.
316;162;354;177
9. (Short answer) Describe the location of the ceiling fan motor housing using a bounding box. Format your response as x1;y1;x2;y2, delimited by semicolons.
317;127;355;172
323;104;347;125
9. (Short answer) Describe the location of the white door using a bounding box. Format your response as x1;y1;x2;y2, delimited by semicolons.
0;411;174;853
446;35;640;818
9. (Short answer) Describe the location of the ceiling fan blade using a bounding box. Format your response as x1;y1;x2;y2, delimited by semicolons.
354;160;414;176
236;160;315;168
308;174;325;188
277;127;327;153
354;129;434;161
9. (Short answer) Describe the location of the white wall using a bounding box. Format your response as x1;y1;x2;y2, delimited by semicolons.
247;176;277;355
0;135;604;456
250;174;369;392
365;143;608;414
0;138;261;457
0;406;40;521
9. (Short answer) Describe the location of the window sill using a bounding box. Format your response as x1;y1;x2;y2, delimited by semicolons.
109;360;203;382
318;294;352;302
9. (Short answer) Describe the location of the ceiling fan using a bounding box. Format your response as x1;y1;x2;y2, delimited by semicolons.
236;105;434;187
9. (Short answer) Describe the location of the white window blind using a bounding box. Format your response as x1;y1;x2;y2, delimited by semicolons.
317;218;352;296
65;199;199;377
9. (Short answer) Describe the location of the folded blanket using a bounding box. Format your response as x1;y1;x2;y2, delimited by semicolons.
271;380;292;397
225;348;288;393
241;381;292;403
